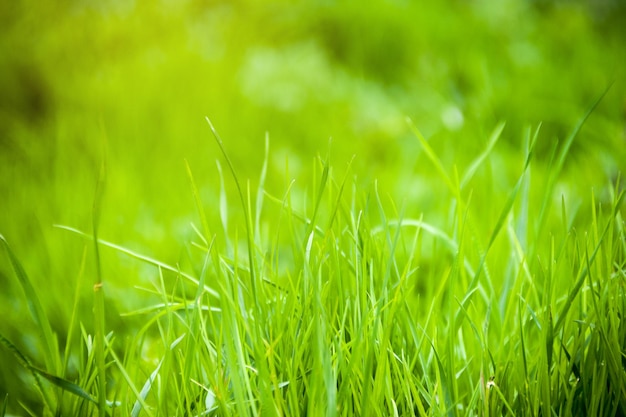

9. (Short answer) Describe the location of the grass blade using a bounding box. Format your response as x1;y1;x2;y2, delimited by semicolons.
28;365;98;406
54;225;220;298
0;333;53;410
0;236;59;378
454;125;538;330
255;133;270;245
535;85;612;233
92;155;108;417
63;245;88;380
186;159;212;243
407;118;456;196
554;190;625;332
131;334;185;417
461;122;505;189
206;117;257;284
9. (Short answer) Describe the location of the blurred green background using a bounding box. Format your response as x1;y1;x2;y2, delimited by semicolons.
1;0;625;409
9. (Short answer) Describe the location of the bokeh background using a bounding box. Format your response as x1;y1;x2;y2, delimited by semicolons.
1;0;625;409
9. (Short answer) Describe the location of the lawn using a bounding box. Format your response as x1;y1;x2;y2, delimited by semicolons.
1;1;625;415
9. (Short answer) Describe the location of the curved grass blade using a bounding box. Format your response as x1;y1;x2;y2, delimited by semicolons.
535;85;612;233
461;122;505;189
0;333;53;411
53;225;219;299
255;133;270;244
131;334;185;417
554;190;625;332
28;365;98;407
453;125;539;331
206;117;258;290
105;337;155;417
407;118;456;196
186;159;212;244
0;236;59;375
92;142;108;417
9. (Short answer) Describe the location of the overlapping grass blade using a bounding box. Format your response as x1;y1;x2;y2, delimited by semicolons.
28;365;99;407
461;122;505;189
0;333;53;411
92;151;108;417
535;86;612;234
554;190;624;332
0;236;59;376
131;334;185;417
53;225;219;299
452;125;538;331
206;117;258;294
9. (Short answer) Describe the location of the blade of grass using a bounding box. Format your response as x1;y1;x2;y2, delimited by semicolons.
554;190;624;332
0;236;59;376
186;159;212;244
535;85;612;234
406;118;456;196
454;124;539;331
131;334;185;417
91;146;108;417
63;245;88;376
0;333;53;410
104;337;155;417
54;225;219;299
255;133;270;245
307;149;331;240
326;156;355;232
216;160;230;245
206;117;258;298
461;122;505;189
27;365;98;407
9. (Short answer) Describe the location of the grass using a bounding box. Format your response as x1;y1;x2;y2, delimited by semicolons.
1;2;625;415
1;109;625;416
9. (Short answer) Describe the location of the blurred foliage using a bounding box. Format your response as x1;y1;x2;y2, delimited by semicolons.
1;0;625;411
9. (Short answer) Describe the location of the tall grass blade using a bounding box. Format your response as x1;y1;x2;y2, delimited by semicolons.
28;365;98;406
255;133;270;244
131;334;185;417
92;155;108;417
0;333;53;411
407;118;456;196
186;159;212;242
0;236;58;376
206;117;258;298
306;149;331;240
554;190;624;332
326;156;354;231
216;160;230;245
54;225;220;298
454;126;538;330
461;122;505;189
536;85;612;232
105;337;155;417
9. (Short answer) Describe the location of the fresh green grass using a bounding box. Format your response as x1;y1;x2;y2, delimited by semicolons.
1;112;625;415
2;1;626;416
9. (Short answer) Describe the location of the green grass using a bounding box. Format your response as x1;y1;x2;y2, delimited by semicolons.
1;113;625;415
2;1;626;416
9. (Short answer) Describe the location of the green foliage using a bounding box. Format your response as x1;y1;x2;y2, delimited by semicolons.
2;119;625;414
1;0;626;415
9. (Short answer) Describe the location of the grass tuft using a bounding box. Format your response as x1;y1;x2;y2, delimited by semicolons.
2;114;625;416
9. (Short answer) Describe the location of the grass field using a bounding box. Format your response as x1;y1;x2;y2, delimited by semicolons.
1;1;626;416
